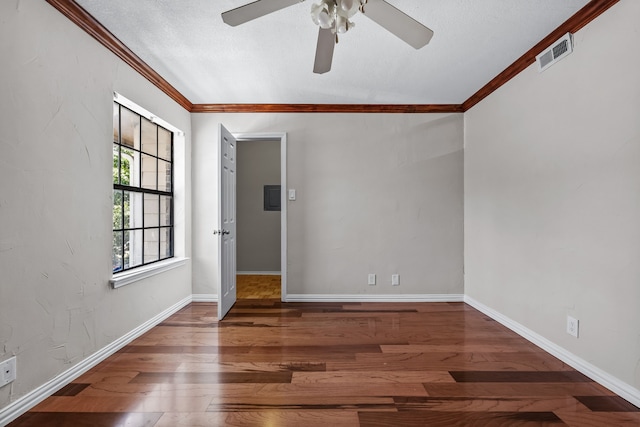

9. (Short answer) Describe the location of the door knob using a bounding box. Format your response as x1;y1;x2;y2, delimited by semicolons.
222;230;230;235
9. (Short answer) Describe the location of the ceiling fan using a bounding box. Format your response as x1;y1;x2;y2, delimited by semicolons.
221;0;434;74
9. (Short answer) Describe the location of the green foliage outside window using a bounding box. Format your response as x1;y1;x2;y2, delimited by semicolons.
112;150;132;271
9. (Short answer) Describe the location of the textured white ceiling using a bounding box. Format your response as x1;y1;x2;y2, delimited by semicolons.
74;0;589;104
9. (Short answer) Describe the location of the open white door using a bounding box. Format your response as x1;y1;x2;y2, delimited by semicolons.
217;124;237;320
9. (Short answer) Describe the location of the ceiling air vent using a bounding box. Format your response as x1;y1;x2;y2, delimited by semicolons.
536;33;573;73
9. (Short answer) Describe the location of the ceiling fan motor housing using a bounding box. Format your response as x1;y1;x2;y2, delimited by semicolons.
311;0;360;33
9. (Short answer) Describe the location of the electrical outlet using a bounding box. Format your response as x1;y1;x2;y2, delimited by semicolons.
566;315;579;338
368;274;376;286
391;274;400;286
0;356;16;387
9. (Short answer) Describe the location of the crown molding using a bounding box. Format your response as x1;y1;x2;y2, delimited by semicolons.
462;0;619;111
191;103;464;113
48;0;618;114
45;0;193;111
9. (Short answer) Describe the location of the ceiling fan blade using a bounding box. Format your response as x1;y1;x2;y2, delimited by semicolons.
222;0;303;26
313;27;335;74
362;0;434;49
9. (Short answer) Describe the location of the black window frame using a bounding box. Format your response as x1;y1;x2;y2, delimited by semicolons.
112;101;174;273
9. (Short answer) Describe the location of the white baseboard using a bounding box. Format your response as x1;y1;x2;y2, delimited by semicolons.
192;294;218;302
464;295;640;408
236;271;281;275
0;296;192;426
284;294;465;303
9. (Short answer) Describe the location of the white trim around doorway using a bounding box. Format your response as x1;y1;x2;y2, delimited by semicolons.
233;132;288;301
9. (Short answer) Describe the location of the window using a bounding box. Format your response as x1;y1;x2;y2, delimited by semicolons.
112;101;173;273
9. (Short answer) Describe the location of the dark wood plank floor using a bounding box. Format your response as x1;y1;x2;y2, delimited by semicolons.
9;301;639;426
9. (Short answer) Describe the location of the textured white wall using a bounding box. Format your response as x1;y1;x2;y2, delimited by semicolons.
192;113;464;297
0;1;192;411
465;0;640;393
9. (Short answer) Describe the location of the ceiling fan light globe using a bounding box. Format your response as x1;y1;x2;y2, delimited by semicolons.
340;0;354;12
335;15;354;34
310;3;322;25
311;1;335;28
339;0;360;18
318;10;333;28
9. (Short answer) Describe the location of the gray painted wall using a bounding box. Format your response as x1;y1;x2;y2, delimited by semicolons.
6;0;637;417
0;1;192;411
192;113;464;297
465;0;639;395
237;140;281;272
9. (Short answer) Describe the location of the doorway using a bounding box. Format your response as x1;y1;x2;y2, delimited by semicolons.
234;133;287;300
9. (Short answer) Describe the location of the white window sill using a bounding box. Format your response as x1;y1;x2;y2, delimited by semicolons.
110;257;189;289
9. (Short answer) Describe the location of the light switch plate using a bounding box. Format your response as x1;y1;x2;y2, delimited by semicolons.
288;189;296;201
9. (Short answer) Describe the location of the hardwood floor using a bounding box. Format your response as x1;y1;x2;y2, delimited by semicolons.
9;301;639;426
236;275;281;299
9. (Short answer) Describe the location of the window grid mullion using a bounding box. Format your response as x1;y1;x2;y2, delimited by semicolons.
139;115;145;266
113;184;171;197
156;126;159;191
119;106;125;269
156;126;160;263
157;197;161;260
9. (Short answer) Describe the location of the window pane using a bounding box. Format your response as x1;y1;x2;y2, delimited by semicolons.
120;107;139;149
113;100;174;272
144;228;160;264
113;103;119;144
112;231;123;272
112;144;120;184
141;154;157;190
158;127;171;160
123;191;143;229
158;160;171;192
113;190;123;229
144;194;159;227
160;228;172;259
124;229;143;269
160;196;172;226
141;117;157;156
120;148;140;187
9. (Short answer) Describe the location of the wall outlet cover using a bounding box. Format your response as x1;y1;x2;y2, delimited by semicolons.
391;274;400;286
566;315;579;338
0;356;16;387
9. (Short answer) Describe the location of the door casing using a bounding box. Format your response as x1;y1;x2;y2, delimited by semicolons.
232;132;288;301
